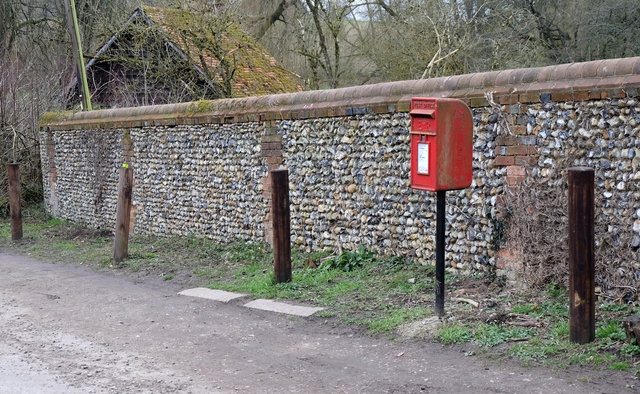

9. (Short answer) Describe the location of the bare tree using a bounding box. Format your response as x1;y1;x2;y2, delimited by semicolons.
0;0;135;212
179;0;242;97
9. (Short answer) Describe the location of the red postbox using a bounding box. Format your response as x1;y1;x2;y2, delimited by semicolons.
410;97;473;191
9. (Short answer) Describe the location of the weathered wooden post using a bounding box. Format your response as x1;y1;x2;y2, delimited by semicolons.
113;165;133;263
7;163;22;241
568;167;595;344
271;168;291;283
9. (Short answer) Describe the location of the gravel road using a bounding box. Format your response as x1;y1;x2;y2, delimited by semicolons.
0;252;634;393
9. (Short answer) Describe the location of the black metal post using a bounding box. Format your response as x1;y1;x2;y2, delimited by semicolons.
435;190;446;317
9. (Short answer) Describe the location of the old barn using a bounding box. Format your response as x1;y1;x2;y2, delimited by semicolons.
83;6;302;108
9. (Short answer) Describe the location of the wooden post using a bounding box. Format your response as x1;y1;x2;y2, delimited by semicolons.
7;163;22;241
271;168;291;283
568;167;595;344
113;165;133;263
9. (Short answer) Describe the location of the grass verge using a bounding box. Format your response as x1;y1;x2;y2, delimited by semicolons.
1;212;639;376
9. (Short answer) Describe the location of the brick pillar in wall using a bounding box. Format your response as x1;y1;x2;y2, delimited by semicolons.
121;131;136;231
493;129;537;185
491;106;539;282
260;120;284;247
45;129;58;214
122;130;133;164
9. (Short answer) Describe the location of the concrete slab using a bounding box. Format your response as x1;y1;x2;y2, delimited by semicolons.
243;299;325;317
178;287;246;303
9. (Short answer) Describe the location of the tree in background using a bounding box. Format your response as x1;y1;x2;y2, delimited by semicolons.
0;0;137;212
177;0;242;98
241;0;397;89
1;1;68;212
246;0;639;87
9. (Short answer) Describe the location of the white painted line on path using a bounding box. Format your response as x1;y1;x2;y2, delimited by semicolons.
243;299;325;317
178;288;247;303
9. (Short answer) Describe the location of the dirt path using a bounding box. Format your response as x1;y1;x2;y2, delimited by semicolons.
0;251;634;393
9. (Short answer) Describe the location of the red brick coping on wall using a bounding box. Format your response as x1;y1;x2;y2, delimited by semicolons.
41;57;640;130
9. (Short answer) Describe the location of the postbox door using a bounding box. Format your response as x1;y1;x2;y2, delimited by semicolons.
410;133;438;191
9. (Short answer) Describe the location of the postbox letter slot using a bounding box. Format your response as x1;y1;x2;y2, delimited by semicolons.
410;108;435;118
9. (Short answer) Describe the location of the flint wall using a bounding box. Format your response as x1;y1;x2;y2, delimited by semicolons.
40;57;640;276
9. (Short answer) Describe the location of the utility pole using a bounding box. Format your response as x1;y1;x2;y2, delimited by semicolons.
63;0;92;111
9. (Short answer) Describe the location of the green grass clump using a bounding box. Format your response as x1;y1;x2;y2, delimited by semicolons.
596;320;627;343
600;303;629;312
550;321;569;340
508;339;566;362
620;341;640;356
545;282;566;300
473;323;533;347
436;322;533;348
0;222;9;237
610;361;630;370
569;351;615;365
510;303;537;315
367;307;430;334
435;324;473;344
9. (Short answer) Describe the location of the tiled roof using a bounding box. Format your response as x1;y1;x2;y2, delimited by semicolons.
95;6;303;98
44;56;640;129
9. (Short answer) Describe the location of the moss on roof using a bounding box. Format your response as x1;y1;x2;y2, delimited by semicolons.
139;6;303;98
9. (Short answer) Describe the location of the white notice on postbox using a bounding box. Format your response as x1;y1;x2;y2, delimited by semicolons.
417;143;429;174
